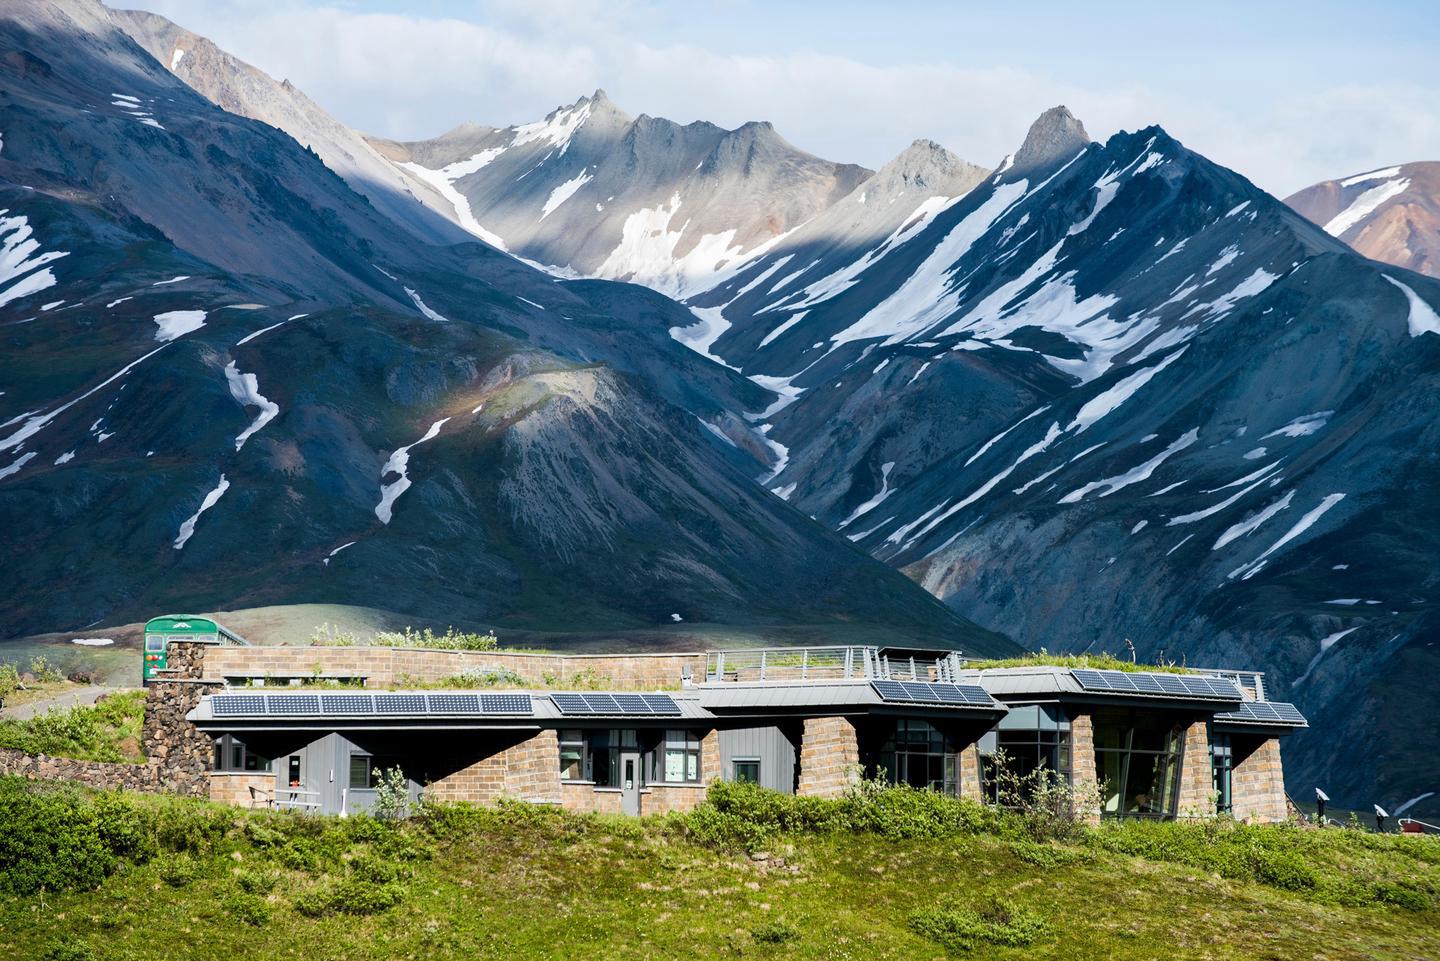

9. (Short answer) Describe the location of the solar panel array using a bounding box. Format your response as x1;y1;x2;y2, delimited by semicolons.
870;680;997;709
1071;669;1242;701
210;692;533;717
549;692;681;716
1214;700;1307;727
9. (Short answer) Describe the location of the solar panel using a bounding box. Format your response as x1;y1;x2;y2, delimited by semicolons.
1072;669;1242;701
1215;700;1307;727
374;693;426;715
480;693;532;714
266;694;321;715
870;680;997;709
320;693;375;715
581;693;621;714
872;680;909;701
613;693;653;714
641;693;681;715
427;693;481;714
212;694;266;716
550;693;591;715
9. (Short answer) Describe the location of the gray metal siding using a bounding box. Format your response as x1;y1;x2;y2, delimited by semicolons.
275;733;421;815
719;726;797;794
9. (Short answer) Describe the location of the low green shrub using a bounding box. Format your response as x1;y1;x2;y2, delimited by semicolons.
909;899;1050;952
749;919;801;944
221;891;272;926
158;853;201;888
1005;839;1094;868
236;867;281;895
42;939;96;961
293;876;406;917
681;778;1004;850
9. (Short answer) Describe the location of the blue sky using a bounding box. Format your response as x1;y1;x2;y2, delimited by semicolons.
139;0;1440;195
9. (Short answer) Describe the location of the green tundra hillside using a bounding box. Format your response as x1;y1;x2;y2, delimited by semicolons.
0;778;1435;961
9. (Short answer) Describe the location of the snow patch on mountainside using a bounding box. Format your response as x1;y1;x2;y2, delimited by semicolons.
173;474;230;549
1382;275;1440;337
541;170;592;219
152;310;206;341
596;193;749;298
0;211;69;309
375;418;450;524
397;158;508;249
1324;178;1410;236
223;361;279;451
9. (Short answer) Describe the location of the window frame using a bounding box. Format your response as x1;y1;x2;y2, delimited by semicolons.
1093;709;1185;820
732;757;761;784
650;729;702;784
348;753;375;790
879;718;960;795
211;734;272;773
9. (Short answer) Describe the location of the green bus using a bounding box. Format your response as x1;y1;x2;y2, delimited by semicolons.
142;614;249;683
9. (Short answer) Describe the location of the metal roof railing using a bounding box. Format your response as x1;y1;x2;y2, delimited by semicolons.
703;647;966;684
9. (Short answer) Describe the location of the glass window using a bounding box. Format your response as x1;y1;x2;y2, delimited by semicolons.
348;754;374;789
144;633;166;653
586;730;637;788
211;735;271;773
1211;732;1233;815
977;705;1072;804
1092;710;1184;819
733;759;760;783
559;729;585;781
287;755;302;788
653;729;701;784
879;719;958;794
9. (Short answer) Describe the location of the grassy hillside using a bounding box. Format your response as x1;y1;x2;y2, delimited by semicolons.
0;779;1434;960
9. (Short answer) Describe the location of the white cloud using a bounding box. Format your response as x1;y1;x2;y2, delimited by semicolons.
133;0;1440;197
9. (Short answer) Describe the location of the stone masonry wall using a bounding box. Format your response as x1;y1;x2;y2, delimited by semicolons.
1069;711;1100;824
200;646;705;690
0;748;159;791
1231;736;1289;823
142;680;218;797
209;772;275;808
1176;719;1216;818
796;716;859;798
957;743;982;801
425;730;562;805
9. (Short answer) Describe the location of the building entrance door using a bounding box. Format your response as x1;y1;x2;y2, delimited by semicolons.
621;751;642;815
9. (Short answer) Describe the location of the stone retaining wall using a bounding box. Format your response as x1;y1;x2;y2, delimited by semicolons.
0;747;159;791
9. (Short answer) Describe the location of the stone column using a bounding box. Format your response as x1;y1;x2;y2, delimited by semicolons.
699;727;722;786
142;680;218;797
1068;711;1101;824
1230;737;1288;823
1175;719;1215;818
796;716;859;798
957;743;983;801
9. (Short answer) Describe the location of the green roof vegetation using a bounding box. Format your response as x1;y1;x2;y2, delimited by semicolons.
0;778;1435;960
964;652;1199;673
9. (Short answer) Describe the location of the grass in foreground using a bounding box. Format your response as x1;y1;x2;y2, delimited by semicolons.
0;690;146;763
0;778;1436;961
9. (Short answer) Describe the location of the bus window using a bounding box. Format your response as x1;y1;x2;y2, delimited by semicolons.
144;634;165;652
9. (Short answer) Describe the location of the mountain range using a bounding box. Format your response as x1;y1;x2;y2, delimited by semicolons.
1287;162;1440;279
1;0;1437;817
